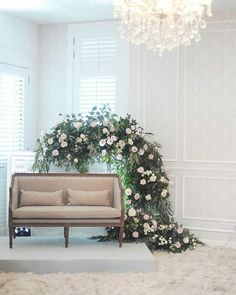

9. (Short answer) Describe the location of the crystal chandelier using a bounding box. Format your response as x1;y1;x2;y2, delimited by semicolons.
114;0;213;55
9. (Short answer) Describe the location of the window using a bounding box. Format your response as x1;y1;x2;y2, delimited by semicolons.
72;22;129;116
0;64;28;154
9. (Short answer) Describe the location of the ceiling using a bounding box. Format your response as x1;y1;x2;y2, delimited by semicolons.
0;0;236;24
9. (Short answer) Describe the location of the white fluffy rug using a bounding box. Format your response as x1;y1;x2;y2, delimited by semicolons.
0;246;235;295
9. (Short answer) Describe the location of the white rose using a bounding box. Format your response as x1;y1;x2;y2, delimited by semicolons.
80;134;86;139
160;176;167;183
175;242;181;249
101;149;107;156
137;167;144;174
66;154;72;160
138;149;145;156
126;200;132;205
123;232;126;238
125;188;132;196
99;139;106;147
116;154;123;160
149;175;157;182
47;138;53;145
61;141;68;148
128;138;133;145
90;121;97;128
148;154;154;160
140;179;146;185
76;137;82;143
134;193;140;200
107;137;113;145
111;135;117;142
143;214;149;220
74;158;78;163
132;231;139;238
74;122;82;129
143;144;148;150
183;237;189;244
161;189;168;198
103;119;109;126
52;150;59;156
126;128;132;134
177;227;184;234
128;208;136;217
131;146;138;153
118;140;125;148
145;194;152;201
60;133;67;140
103;128;109;134
110;127;116;132
143;223;150;229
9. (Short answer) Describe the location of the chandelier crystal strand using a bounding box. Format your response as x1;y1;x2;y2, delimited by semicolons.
114;0;212;55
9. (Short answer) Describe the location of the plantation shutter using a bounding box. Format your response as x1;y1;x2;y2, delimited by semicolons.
72;23;129;116
0;64;27;153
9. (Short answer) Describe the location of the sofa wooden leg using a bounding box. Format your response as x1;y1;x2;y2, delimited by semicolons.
119;226;124;248
9;227;13;249
64;227;69;248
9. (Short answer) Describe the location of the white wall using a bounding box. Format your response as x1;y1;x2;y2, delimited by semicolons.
0;12;38;150
130;19;236;246
37;19;236;246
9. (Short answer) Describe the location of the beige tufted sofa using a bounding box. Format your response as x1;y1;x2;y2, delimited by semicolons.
9;173;124;248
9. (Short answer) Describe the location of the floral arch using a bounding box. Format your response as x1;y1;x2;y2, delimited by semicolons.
33;106;200;252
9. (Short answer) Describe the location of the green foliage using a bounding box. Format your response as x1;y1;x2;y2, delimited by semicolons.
33;105;201;252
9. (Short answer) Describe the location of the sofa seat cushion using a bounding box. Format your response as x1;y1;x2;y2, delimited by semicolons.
12;206;121;219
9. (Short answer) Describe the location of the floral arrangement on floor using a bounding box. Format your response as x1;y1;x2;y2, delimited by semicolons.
33;105;201;252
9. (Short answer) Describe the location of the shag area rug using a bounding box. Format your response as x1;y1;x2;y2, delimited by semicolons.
0;246;235;295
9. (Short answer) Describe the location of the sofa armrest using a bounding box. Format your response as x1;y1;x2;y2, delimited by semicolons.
9;174;19;211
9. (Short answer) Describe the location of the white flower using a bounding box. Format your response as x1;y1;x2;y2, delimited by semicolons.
143;214;149;220
148;153;154;160
183;237;189;244
134;193;140;200
66;154;72;160
103;128;109;134
140;179;146;185
60;133;67;140
143;144;148;150
149;175;157;182
52;150;59;156
111;135;117;142
107;137;113;145
118;140;125;148
80;134;86;139
126;200;132;205
161;189;168;198
132;231;139;238
126;128;132;134
175;242;181;249
103;119;109;126
110;127;116;132
128;208;136;217
90;121;97;128
47;138;53;145
128;138;133;145
125;188;132;196
131;125;136;130
74;158;78;163
145;194;152;201
138;149;145;156
99;139;106;147
160;176;168;183
143;223;150;229
76;137;82;143
116;154;123;160
61;141;68;148
137;167;144;174
152;220;157;230
123;232;126;238
177;227;184;234
131;146;138;153
101;149;107;156
74;122;82;129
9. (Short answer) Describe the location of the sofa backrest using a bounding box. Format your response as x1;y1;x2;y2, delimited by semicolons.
10;173;122;210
